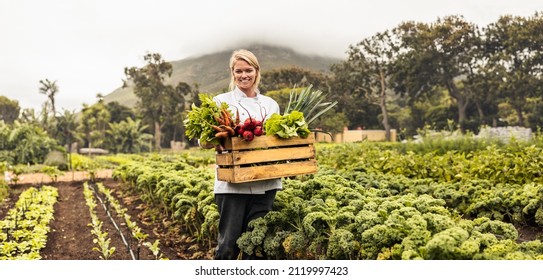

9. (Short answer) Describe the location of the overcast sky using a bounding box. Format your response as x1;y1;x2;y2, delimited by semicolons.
1;0;542;113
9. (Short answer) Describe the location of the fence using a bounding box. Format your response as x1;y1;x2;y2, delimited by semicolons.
315;129;397;143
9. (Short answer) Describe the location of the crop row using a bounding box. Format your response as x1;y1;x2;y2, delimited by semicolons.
84;182;116;259
95;182;165;259
83;181;165;260
238;175;543;259
111;144;543;259
0;186;58;260
316;142;543;185
112;157;218;251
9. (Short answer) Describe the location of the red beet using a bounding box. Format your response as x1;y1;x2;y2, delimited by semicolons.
243;118;254;130
234;125;244;136
242;130;254;141
253;125;263;136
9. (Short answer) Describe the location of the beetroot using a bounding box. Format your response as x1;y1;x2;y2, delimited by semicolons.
243;118;254;130
235;125;245;136
242;130;254;141
253;125;263;136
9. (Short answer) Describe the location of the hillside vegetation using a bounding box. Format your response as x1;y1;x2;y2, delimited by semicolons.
104;44;340;107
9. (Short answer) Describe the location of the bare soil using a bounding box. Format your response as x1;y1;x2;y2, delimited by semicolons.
0;170;214;260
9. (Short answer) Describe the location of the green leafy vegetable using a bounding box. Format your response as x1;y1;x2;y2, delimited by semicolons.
264;110;310;138
184;94;230;145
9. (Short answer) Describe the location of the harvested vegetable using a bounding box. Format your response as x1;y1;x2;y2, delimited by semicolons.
264;110;311;138
184;94;234;145
284;84;337;125
234;102;266;141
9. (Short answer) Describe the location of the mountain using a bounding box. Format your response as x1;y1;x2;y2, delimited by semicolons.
103;44;341;107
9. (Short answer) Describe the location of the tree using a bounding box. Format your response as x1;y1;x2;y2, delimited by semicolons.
260;67;328;93
19;108;39;125
124;52;174;151
106;117;152;154
39;79;59;117
56;109;79;170
344;30;399;140
7;122;60;164
162;82;193;145
0;96;21;124
78;100;111;150
392;15;481;130
105;101;136;124
483;13;543;126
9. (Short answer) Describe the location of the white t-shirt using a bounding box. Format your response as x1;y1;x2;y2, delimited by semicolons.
212;87;282;194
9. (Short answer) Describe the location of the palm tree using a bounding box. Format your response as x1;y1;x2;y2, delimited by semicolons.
56;110;80;170
107;118;152;153
39;79;59;117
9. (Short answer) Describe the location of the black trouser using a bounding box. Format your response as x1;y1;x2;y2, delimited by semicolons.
214;189;277;260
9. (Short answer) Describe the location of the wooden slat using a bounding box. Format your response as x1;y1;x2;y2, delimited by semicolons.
224;133;315;151
217;160;317;183
216;146;315;166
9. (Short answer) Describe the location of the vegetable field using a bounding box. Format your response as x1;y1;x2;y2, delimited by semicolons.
2;138;543;259
0;171;212;260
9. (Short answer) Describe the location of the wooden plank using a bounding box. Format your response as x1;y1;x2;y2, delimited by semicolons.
216;159;318;183
224;133;315;151
216;146;315;166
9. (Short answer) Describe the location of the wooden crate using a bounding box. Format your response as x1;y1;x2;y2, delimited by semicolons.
216;133;317;183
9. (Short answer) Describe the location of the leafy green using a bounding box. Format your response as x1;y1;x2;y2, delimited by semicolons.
264;110;311;138
183;94;229;145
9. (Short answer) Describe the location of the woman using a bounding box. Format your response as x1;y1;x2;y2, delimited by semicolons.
210;49;281;259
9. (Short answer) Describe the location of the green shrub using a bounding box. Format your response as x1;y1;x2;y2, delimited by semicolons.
0;181;8;204
44;151;68;171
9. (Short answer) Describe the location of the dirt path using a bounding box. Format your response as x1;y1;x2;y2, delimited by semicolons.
14;169;113;185
41;181;99;260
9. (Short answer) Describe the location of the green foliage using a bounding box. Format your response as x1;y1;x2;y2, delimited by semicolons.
111;144;543;260
0;121;61;165
0;186;58;260
260;67;328;93
184;94;230;145
106;118;152;154
311;109;349;134
55;109;80;153
264;111;310;138
41;166;64;183
79;101;111;149
283;85;337;126
44;150;68;171
0;96;21;124
0;181;7;204
112;153;217;246
124;52;191;150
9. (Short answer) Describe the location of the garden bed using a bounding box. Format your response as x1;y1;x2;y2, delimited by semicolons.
0;171;214;260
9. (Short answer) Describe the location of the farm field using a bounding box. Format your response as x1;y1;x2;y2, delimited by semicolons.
0;170;213;260
2;138;543;260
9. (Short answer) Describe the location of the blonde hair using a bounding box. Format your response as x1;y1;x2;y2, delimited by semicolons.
228;49;261;91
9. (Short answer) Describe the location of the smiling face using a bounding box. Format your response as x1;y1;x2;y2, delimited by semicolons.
232;59;258;96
